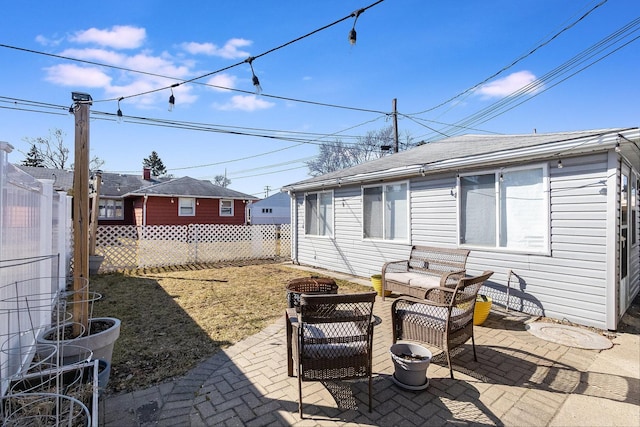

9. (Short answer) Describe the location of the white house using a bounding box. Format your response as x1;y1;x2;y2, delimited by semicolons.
282;128;640;331
249;192;291;225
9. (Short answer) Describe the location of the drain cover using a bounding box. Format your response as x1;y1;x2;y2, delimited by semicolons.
526;322;612;350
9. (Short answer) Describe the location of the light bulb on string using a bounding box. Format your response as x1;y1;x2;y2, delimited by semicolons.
245;57;262;94
169;84;179;112
116;97;124;124
349;8;364;45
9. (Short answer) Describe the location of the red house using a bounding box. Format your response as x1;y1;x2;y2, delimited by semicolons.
17;166;258;226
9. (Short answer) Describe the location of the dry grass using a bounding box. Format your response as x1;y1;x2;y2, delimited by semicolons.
90;260;370;394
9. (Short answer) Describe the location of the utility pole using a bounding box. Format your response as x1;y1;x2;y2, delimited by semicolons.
71;91;92;337
392;98;399;153
264;185;271;198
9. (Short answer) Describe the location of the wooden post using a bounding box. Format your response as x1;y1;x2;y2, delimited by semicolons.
89;170;102;256
72;95;91;337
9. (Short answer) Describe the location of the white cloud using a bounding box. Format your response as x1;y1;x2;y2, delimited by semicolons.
206;74;237;91
181;38;251;59
35;34;62;47
70;25;146;49
216;95;274;111
59;48;126;66
476;71;539;98
44;64;112;87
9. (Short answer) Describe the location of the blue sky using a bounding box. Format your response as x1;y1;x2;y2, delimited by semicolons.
1;0;638;197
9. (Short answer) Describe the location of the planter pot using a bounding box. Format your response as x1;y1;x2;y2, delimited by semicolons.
5;360;101;426
473;295;492;326
89;255;105;275
37;317;121;366
371;274;391;297
390;343;432;390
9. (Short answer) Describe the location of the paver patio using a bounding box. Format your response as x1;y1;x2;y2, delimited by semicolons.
103;272;640;426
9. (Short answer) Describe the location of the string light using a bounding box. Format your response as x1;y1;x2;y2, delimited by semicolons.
557;159;563;169
68;104;74;115
116;97;124;124
245;57;262;94
349;8;364;45
169;83;179;112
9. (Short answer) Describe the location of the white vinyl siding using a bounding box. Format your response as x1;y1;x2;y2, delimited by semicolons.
294;152;627;329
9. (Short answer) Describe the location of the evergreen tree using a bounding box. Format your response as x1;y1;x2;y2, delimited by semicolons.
143;151;167;176
22;144;45;167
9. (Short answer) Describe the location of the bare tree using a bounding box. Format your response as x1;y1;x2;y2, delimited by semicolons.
306;126;415;176
213;174;231;188
22;128;104;170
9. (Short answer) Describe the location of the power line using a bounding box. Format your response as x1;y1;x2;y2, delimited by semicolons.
418;16;640;140
406;0;609;117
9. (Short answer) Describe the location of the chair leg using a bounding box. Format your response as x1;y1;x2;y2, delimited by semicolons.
298;371;303;418
444;352;453;379
368;374;372;412
472;334;477;362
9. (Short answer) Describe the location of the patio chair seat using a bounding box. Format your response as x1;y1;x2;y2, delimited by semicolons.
383;272;441;289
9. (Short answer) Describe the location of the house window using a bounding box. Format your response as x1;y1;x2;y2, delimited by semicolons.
305;191;333;236
458;165;549;252
362;182;409;241
220;199;233;216
98;199;123;220
179;197;195;216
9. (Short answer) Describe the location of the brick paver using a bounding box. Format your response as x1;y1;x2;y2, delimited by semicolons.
102;273;639;426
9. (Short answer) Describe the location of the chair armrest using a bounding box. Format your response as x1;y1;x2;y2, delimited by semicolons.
382;260;410;274
424;286;456;305
392;294;449;310
439;269;466;287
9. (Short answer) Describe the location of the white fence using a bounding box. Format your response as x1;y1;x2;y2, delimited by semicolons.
0;142;72;395
95;223;291;272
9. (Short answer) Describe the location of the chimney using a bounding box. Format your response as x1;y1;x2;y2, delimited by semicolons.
143;167;151;180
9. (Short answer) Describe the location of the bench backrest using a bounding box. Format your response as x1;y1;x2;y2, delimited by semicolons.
407;245;470;274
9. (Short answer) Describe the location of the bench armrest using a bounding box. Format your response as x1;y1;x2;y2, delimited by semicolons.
382;260;410;274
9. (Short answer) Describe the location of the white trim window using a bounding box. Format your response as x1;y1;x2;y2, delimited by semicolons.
179;197;196;216
220;199;233;216
98;198;124;220
305;190;333;237
458;164;549;253
362;181;409;242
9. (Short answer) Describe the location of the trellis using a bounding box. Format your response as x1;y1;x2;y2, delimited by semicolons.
95;224;291;272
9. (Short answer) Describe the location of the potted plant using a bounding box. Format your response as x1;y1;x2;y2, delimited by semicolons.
473;294;492;326
370;274;391;297
389;342;432;390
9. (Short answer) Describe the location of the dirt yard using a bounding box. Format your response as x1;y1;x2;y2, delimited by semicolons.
90;260;370;394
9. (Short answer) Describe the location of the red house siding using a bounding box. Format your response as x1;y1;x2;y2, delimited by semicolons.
131;197;247;226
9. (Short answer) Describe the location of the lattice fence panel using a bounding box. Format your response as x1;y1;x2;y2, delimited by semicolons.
95;223;290;271
95;225;140;271
139;225;189;268
279;224;292;258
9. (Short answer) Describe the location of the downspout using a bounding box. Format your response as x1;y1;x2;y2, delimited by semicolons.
143;194;148;226
289;191;299;264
